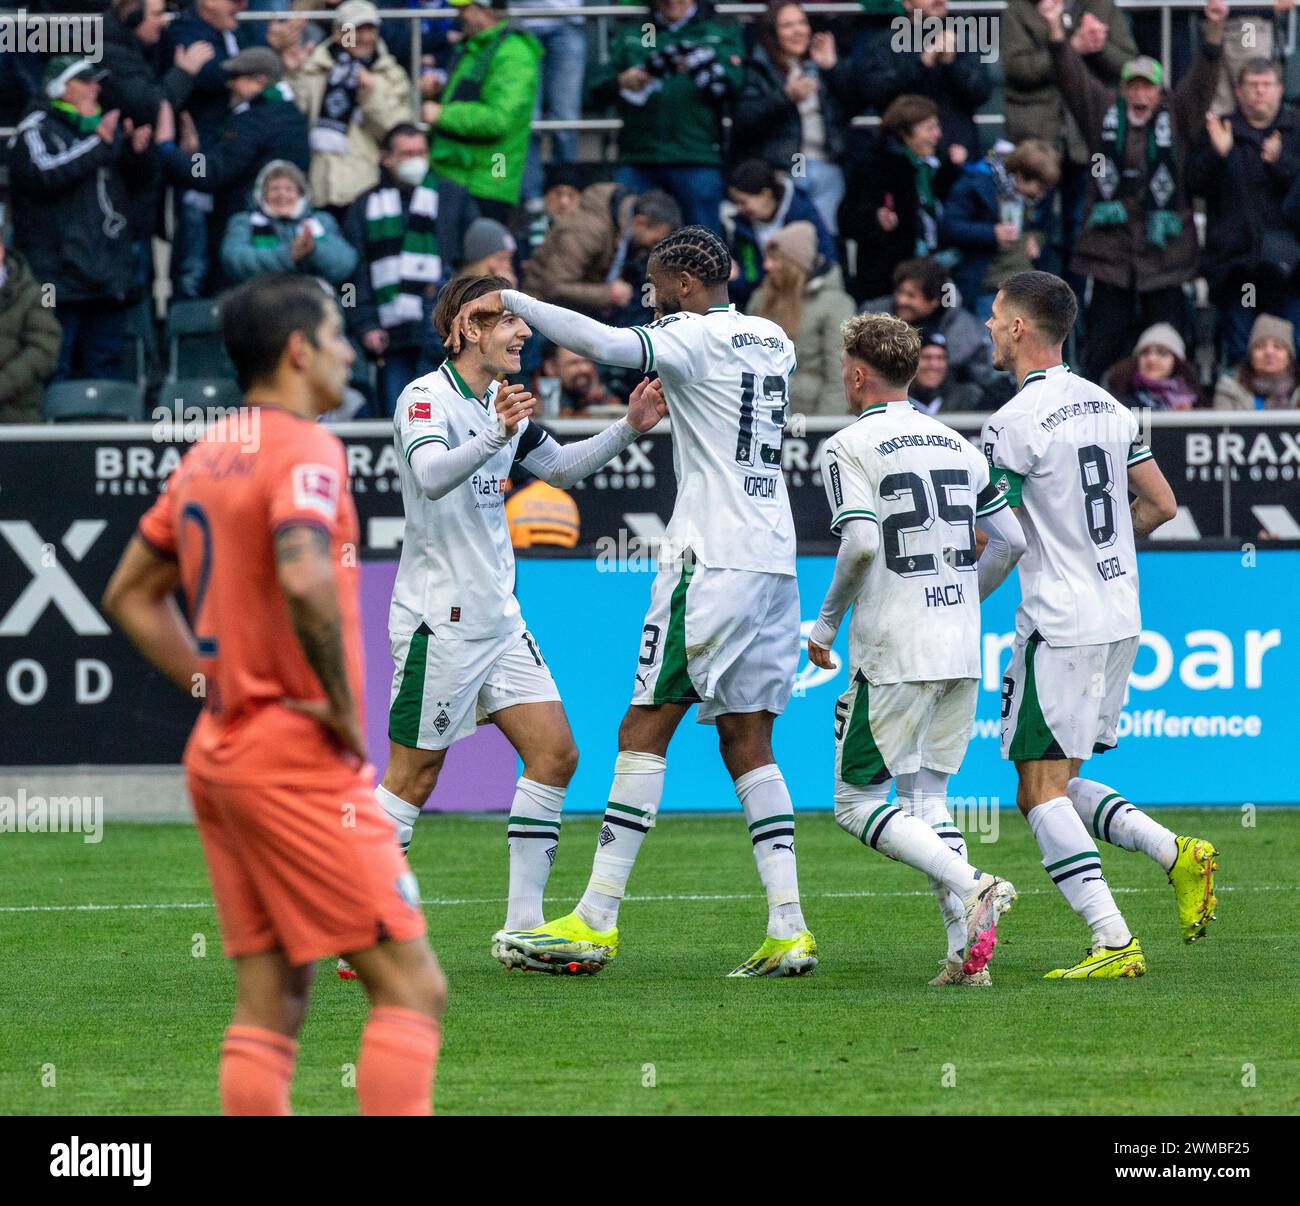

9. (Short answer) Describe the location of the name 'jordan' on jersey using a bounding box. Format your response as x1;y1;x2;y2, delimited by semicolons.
630;304;797;576
391;360;546;640
822;400;1007;685
980;362;1152;647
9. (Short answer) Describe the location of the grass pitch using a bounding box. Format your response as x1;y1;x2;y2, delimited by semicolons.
2;808;1296;1115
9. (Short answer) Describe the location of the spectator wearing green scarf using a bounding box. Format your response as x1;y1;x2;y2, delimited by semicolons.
1039;0;1226;381
837;94;963;303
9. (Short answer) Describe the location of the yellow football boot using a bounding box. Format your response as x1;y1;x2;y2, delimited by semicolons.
1168;836;1219;943
726;930;818;978
1044;937;1146;979
492;911;618;974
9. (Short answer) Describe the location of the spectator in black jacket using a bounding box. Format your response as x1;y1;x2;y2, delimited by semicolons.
838;94;963;303
1188;55;1300;363
156;47;312;290
102;0;215;127
100;0;215;283
849;0;994;163
160;0;243;299
732;1;855;234
8;57;154;381
344;123;479;416
160;0;243;143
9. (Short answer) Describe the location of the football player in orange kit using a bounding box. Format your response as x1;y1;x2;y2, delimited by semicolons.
103;275;445;1115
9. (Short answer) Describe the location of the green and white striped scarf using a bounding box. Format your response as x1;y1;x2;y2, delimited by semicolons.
365;174;442;329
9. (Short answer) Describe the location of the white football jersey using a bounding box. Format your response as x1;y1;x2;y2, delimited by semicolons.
823;400;1006;685
631;304;797;575
980;363;1152;646
390;360;546;640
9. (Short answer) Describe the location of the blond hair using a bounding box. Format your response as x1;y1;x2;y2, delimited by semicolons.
841;313;921;388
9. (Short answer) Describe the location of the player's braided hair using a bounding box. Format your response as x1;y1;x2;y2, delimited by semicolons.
648;225;732;287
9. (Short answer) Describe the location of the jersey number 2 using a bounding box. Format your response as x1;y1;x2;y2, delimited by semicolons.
879;470;976;577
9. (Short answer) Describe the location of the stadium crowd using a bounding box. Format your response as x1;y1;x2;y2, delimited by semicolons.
3;0;1300;422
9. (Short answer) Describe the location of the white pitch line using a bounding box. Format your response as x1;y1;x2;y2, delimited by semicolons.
0;882;1290;915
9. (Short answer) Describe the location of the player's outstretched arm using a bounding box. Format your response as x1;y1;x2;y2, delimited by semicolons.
521;378;667;490
449;288;647;371
275;524;365;761
409;383;533;501
103;536;200;693
1128;457;1178;539
975;505;1027;600
807;519;879;670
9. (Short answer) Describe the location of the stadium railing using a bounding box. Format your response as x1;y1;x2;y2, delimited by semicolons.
0;4;1291;141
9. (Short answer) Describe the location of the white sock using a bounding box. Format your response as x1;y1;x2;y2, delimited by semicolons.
897;770;968;961
575;751;665;932
375;784;421;853
736;764;806;939
1068;777;1178;872
505;778;564;930
1027;796;1130;947
835;781;984;903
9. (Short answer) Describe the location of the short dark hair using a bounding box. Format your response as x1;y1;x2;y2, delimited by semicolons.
893;257;949;303
220;275;334;391
998;270;1078;345
1236;56;1282;87
648;225;732;287
381;121;427;153
631;189;682;230
881;94;939;140
727;159;780;197
841;313;922;389
432;273;513;343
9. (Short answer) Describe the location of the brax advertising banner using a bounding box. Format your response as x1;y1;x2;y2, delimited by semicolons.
0;423;1295;783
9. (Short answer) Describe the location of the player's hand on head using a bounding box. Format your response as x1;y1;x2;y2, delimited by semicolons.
449;290;503;353
494;381;534;435
281;697;366;762
807;638;836;671
626;376;667;432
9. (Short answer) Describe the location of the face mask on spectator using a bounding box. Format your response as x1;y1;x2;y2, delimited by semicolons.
395;157;429;187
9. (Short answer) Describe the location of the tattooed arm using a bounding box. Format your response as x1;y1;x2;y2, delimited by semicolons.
275;522;365;759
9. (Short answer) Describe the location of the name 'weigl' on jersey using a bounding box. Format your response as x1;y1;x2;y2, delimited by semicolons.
980;363;1152;647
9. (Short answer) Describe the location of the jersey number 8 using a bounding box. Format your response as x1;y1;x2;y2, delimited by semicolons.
1078;444;1118;549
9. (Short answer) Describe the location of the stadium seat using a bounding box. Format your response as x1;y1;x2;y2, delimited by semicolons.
156;377;244;418
42;379;145;423
165;298;234;380
120;299;157;390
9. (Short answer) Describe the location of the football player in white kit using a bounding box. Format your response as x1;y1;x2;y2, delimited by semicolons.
448;226;817;977
982;271;1219;980
807;313;1025;986
368;274;669;977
